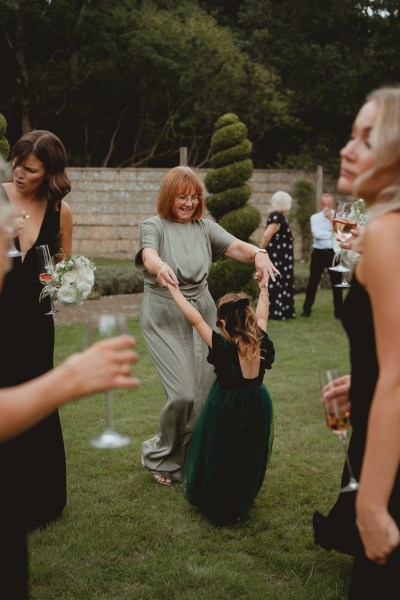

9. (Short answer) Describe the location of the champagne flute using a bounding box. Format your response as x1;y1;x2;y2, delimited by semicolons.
6;211;30;258
36;244;58;315
84;313;131;449
319;369;359;493
329;201;357;279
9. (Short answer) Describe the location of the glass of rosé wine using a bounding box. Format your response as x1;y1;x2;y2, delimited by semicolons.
36;244;58;315
319;369;359;493
329;201;357;288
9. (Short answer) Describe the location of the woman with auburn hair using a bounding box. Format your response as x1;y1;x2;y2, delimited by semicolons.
0;130;73;532
135;165;279;485
313;87;400;597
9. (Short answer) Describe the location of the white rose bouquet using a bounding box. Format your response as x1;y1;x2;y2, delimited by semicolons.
39;255;96;307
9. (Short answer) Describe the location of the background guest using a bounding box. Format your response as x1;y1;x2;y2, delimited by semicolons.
301;193;343;319
135;165;279;485
260;190;295;320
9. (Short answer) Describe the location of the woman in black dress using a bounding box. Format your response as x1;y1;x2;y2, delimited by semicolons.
261;190;295;320
0;130;73;532
0;203;139;600
314;88;400;598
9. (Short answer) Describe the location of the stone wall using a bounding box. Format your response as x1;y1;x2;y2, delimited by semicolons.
67;167;325;260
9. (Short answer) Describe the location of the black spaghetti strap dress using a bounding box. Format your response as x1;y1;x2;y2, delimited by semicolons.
313;273;400;597
0;194;67;533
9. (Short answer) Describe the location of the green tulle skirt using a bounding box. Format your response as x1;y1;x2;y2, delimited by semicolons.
183;380;274;525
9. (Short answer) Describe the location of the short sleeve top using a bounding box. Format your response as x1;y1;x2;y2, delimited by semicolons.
207;330;275;388
135;216;236;290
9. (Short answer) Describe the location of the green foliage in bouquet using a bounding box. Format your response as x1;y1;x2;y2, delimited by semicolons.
205;112;259;300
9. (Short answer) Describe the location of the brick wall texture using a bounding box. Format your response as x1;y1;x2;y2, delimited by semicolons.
67;167;327;260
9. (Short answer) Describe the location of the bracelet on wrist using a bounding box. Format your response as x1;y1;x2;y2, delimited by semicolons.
156;261;166;276
255;248;268;257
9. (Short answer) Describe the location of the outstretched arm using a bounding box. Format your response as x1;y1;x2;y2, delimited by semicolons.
256;282;270;332
167;284;213;348
0;335;139;441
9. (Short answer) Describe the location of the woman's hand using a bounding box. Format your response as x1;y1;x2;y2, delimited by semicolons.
339;224;364;252
63;335;139;397
356;508;400;564
156;262;179;288
254;252;280;287
322;374;351;414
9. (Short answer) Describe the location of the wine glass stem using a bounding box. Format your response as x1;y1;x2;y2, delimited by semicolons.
105;390;115;431
338;433;357;483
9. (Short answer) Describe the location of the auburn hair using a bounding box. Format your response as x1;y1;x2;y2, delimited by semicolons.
157;166;205;221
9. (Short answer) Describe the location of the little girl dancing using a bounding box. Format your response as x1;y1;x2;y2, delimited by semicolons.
167;281;274;525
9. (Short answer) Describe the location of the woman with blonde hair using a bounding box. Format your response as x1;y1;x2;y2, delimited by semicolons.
313;87;400;597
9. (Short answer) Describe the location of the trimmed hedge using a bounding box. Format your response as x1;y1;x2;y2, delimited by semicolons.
204;158;253;194
90;265;144;298
211;139;253;169
206;184;251;220
87;261;330;299
219;204;261;241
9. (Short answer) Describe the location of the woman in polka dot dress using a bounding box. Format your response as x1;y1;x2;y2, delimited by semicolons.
260;191;295;320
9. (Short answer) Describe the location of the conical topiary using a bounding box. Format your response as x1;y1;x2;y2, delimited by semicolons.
0;113;11;183
0;113;10;161
205;112;260;300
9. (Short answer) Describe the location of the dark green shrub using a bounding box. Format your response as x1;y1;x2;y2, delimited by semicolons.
91;266;144;297
206;184;251;220
219;205;260;241
291;179;316;261
207;260;255;301
205;159;253;194
205;112;258;300
211;139;253;169
0;113;10;162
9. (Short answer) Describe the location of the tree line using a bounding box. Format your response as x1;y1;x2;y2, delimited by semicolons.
0;0;399;172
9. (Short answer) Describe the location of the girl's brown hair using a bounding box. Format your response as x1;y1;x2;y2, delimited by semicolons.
216;291;262;361
157;166;205;221
11;130;71;211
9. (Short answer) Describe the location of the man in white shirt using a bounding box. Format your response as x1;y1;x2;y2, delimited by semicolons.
301;193;343;319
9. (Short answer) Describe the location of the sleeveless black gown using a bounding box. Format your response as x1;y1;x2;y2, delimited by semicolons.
313;273;400;596
0;200;67;532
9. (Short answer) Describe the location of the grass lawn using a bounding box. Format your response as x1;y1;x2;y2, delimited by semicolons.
29;289;353;599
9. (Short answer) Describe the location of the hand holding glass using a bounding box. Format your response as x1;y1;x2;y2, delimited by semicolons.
84;313;131;449
319;369;359;493
36;244;58;315
7;211;30;258
329;201;357;288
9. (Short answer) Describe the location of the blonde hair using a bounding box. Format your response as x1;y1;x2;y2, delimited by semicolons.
354;87;400;220
216;291;262;361
270;190;292;213
157;166;205;221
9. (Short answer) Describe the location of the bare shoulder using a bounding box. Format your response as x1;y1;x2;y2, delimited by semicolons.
60;199;72;215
